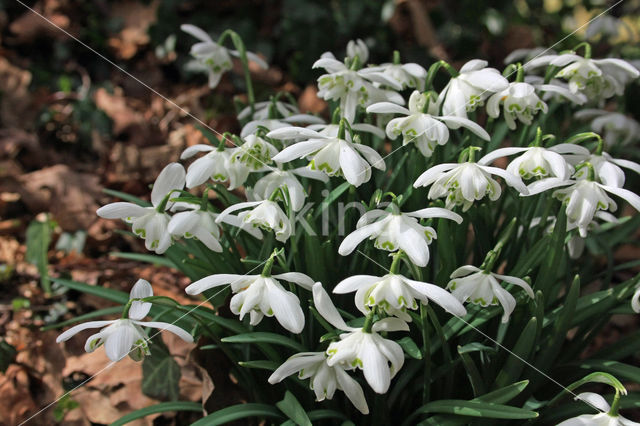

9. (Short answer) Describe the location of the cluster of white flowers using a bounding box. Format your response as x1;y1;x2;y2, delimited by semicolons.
57;31;640;421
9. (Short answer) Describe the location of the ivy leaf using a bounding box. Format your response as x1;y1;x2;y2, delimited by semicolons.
142;336;181;401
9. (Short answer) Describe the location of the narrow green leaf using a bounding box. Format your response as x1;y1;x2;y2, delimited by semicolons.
109;401;201;426
238;360;279;371
276;391;312;426
414;399;538;419
110;252;177;268
26;218;53;292
494;317;537;388
102;189;151;207
458;347;486;397
573;360;640;385
221;332;306;352
313;181;351;220
41;306;123;331
474;380;529;404
398;336;422;359
190;403;284;426
53;278;128;304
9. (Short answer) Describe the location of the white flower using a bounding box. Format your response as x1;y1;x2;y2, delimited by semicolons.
525;54;639;102
232;134;279;171
237;100;299;122
216;200;292;242
268;351;369;414
250;167;328;212
181;24;267;89
181;144;250;189
573;152;640;188
338;206;462;266
632;286;640;314
557;392;640;426
56;279;193;362
437;59;509;119
527;178;640;237
168;204;222;252
346;39;369;64
525;75;588;105
367;91;490;157
486;82;548;130
447;266;534;323
334;273;467;321
359;62;427;91
269;125;386;187
413;160;528;211
97;163;186;254
240;115;325;138
312;283;408;394
574;109;640;148
185;272;314;333
478;144;587;181
503;47;555;65
314;53;404;122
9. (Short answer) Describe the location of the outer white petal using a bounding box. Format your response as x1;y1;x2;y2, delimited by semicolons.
338;222;385;255
56;320;115;343
525;177;573;196
266;282;305;333
353;144;386;171
403;278;467;316
97;202;148;219
245;51;268;69
612;158;640;176
492;273;534;298
335;367;369;414
371;317;410;332
273;272;315;291
438;116;490;141
601;185;640;212
312;283;357;331
215;200;263;224
151;163;186;208
398;227;430;267
460;59;488;72
267;126;324;140
334;275;382;294
167;211;199;235
185;274;246;295
366;102;411;115
134;321;194;342
180;144;214;160
220;214;264;239
105;325;136;361
574;392;611;413
361;339;391;393
483;166;528;194
407;207;463;224
312;57;346;72
632;287;640;313
489;279;517;323
339;142;367;186
291;166;330;182
478;147;529;166
180;24;213;43
450;265;482;278
543;150;571;180
556;414;605;426
268;352;325;384
414;163;459;187
272;140;328;163
128;279;153;320
352;123;386;139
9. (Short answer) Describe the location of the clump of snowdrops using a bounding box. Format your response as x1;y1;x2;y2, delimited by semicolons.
54;27;640;425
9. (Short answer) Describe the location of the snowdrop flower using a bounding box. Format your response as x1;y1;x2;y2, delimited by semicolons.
525;75;588;105
632;286;640;314
478;144;587;181
359;62;427;91
573;152;640;188
334;273;467;322
447;266;534;323
338;206;463;266
181;144;250;190
185;271;314;333
181;24;267;89
56;279;193;362
527;177;640;237
367;91;490;157
346;39;369;64
240;114;325;139
574;109;640;148
237;100;299;122
314;53;404;122
250;167;328;212
268;351;369;414
503;47;555;65
306;122;385;139
312;283;408;394
486;82;548;130
438;60;509;119
414;156;528;211
525;53;639;102
216;199;292;242
269;123;385;187
557;392;640;426
97;163;186;254
232;134;279;171
168;203;222;252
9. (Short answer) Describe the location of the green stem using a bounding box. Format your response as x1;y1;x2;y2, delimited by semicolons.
515;63;524;82
609;391;621;417
572;41;592;59
393;50;401;65
362;311;376;333
219;30;256;114
389;251;404;274
261;248;283;277
425;60;459;90
420;303;431;403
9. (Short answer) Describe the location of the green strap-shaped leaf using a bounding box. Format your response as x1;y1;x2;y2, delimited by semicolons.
41;306;123;331
190;403;284;426
238;360;279;371
313;181;351;220
102;188;151;207
110;252;177;268
221;332;306;352
109;401;201;426
572;360;640;385
26;218;53;293
53;278;129;304
413;399;538;420
494;317;537;389
458;347;486;397
276;391;312;426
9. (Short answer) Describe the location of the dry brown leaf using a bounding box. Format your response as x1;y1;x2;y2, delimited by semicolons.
107;0;159;60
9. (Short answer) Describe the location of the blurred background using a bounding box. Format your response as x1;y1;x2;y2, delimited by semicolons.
0;0;638;424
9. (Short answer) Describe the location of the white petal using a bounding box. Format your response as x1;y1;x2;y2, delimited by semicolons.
245;51;268;69
268;352;325;384
265;281;305;333
267;126;324;140
334;275;381;294
371;317;410;332
574;392;611;413
338;222;384;256
167;211;199;235
180;24;213;43
632;287;640;313
450;265;482;278
460;59;488;72
151;163;186;207
353;144;386;171
352;123;386;139
525;177;573;196
105;325;136;361
361;341;391;393
398;227;430;267
216;200;263;224
478;147;529;166
403;278;467;316
407;207;463;224
414;163;459;187
335;367;369;414
272;140;328;163
56;320;115;343
97;202;148;219
273;273;315;291
366;102;410;115
489;279;517;323
134;321;193;342
612;158;640;176
339;142;367;186
438;116;490;141
180;144;214;159
483;166;528;194
492;273;534;298
312;283;357;331
128;279;153;320
185;274;245;295
602;185;640;212
291;166;329;182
